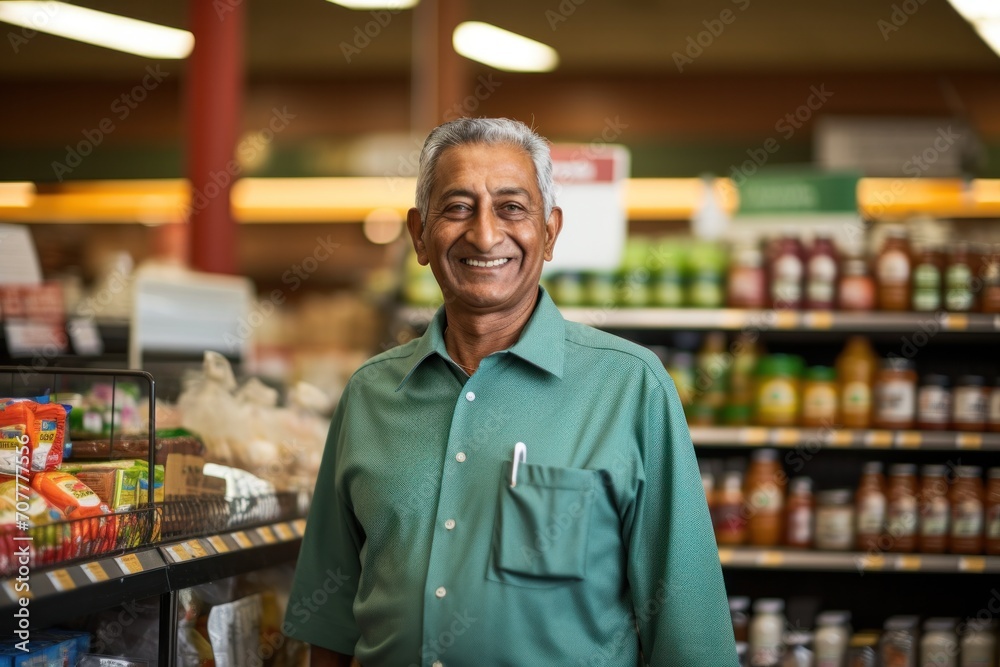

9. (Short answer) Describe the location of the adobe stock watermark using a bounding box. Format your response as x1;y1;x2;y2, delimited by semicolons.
340;2;408;63
223;232;339;352
729;84;834;186
50;66;171;181
183;106;296;221
672;0;751;73
408;610;478;667
383;74;503;193
545;0;587;31
6;0;57;53
877;0;929;41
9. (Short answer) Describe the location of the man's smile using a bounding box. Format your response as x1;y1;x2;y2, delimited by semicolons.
461;257;511;268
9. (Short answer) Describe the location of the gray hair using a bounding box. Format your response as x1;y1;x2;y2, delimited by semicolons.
414;117;556;223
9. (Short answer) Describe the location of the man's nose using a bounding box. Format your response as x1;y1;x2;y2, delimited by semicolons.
465;207;503;252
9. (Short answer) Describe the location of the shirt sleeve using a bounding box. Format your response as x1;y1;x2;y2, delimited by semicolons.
627;374;739;667
282;385;364;654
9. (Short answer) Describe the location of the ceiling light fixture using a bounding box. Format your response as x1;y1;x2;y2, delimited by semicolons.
946;0;1000;58
325;0;419;9
973;18;1000;56
0;2;193;59
452;21;559;72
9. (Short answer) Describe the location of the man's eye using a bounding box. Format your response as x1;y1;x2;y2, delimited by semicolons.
501;203;524;212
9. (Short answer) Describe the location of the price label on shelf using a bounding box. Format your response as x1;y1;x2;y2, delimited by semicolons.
774;311;798;330
804;312;833;330
81;562;110;584
166;544;191;563
740;428;768;446
47;569;75;592
773;429;800;446
897;432;922;448
717;548;733;565
957;434;982;449
274;523;295;541
944;314;969;331
959;557;986;573
863;431;893;448
232;532;253;549
756;551;784;567
292;519;306;537
858;555;886;571
115;554;144;575
827;431;853;447
256;526;278;544
897;556;921;571
185;540;209;559
208;535;230;554
4;581;30;601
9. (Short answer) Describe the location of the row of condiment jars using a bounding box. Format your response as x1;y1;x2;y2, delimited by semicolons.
704;450;1000;554
730;597;998;667
729;230;1000;313
747;337;1000;432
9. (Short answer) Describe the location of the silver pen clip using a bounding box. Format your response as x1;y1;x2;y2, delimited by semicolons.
510;442;527;487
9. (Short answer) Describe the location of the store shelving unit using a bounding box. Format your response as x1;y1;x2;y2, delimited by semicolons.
690;426;1000;450
0;518;305;661
717;547;999;574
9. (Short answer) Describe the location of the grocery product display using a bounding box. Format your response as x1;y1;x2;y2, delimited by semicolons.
732;596;999;667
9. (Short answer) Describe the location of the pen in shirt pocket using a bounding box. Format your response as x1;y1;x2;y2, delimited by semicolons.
511;442;527;487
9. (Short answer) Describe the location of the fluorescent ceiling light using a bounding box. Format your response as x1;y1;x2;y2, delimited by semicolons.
325;0;418;9
0;2;193;59
947;0;1000;21
453;21;559;72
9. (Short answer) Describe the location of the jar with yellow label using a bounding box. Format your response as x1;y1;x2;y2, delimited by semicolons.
754;355;804;427
801;366;839;427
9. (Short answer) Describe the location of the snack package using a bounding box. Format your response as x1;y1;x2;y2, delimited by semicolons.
0;478;63;527
0;400;69;475
30;471;110;518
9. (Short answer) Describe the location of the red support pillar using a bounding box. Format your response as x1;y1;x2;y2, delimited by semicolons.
185;0;244;274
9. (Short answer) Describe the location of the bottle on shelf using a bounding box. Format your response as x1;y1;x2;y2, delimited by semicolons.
952;375;988;432
749;598;787;667
784;476;815;549
916;374;952;431
856;461;888;552
980;243;1000;314
754;355;804;428
801;366;838;428
873;358;918;430
987;467;1000;556
911;244;944;312
815;488;855;551
949;466;985;555
885;463;919;553
838;255;876;312
805;231;839;310
959;620;996;667
745;449;787;547
920;617;958;667
845;632;879;667
728;243;768;309
836;337;877;429
876;225;913;311
944;241;976;313
730;596;752;644
878;615;919;667
918;464;951;554
781;631;814;667
715;468;749;546
769;232;806;310
814;611;852;667
989;377;1000;433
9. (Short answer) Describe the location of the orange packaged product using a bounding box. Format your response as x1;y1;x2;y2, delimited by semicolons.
30;471;109;518
0;400;68;475
0;402;33;477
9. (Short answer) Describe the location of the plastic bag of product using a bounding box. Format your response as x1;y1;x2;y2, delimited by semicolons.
233;378;284;481
207;593;263;667
178;352;249;465
31;471;110;518
0;399;69;474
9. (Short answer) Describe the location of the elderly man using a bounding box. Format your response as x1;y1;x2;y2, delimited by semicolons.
285;117;738;666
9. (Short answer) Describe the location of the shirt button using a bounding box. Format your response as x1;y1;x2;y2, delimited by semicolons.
435;586;447;598
455;452;466;462
445;519;456;530
465;391;475;402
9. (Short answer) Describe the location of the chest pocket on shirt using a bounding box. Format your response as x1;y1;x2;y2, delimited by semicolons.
487;461;599;588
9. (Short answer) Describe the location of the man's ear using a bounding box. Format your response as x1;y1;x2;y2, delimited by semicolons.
543;206;563;262
406;208;429;265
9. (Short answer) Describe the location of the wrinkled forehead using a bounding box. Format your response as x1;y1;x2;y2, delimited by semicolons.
430;142;539;197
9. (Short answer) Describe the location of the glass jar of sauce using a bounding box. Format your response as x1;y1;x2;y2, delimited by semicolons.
919;464;950;554
874;358;917;430
754;355;803;428
886;463;919;553
917;374;952;431
949;465;985;554
815;488;855;551
745;449;786;547
952;375;988;432
856;461;887;552
805;231;839;310
985;467;1000;556
876;226;912;311
784;476;814;549
911;245;944;312
838;256;876;312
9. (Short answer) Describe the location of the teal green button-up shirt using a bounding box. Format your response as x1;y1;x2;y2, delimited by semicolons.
285;288;738;666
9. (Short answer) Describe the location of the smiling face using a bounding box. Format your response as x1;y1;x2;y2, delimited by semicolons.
407;142;562;317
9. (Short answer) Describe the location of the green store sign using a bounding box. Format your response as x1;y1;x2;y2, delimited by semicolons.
737;171;860;215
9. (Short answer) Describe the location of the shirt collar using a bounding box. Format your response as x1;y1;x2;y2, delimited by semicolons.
396;286;565;390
